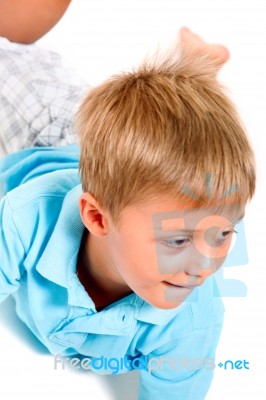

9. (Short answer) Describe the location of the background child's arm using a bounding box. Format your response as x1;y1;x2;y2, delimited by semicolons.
0;0;71;44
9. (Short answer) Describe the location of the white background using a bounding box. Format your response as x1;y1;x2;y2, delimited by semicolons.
0;0;266;399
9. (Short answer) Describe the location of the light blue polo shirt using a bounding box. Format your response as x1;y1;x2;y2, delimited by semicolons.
0;144;225;399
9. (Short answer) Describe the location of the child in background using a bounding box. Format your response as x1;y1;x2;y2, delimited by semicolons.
0;1;256;399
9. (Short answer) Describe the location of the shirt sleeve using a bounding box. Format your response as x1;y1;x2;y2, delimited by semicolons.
0;194;26;304
138;318;224;400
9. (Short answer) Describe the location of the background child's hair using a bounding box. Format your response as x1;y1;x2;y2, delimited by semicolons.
76;38;256;228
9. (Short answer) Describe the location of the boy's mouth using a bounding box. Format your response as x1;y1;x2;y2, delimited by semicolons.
165;281;200;289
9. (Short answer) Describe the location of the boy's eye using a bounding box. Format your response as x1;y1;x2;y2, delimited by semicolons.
162;229;238;249
162;238;191;249
217;229;238;241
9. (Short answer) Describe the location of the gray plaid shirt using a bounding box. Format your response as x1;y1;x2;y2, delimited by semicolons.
0;37;89;157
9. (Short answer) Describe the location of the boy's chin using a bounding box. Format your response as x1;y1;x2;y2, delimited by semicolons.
146;297;185;310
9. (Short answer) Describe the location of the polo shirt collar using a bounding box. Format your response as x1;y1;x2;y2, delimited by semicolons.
35;184;89;294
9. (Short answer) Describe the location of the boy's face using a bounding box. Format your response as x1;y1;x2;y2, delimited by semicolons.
105;195;245;309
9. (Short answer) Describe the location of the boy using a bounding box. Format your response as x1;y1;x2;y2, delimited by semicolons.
0;1;256;399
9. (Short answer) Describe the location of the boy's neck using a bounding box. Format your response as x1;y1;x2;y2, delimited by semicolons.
76;230;133;311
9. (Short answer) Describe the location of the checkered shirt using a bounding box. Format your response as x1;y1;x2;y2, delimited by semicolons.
0;36;89;157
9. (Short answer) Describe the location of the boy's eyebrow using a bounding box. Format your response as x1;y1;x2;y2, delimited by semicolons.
159;212;245;232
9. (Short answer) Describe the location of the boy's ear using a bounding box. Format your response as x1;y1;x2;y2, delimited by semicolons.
78;192;110;236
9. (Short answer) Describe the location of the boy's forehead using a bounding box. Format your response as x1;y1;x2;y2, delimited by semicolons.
151;202;245;232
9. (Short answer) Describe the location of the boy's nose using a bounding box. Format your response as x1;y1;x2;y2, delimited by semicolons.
185;248;217;280
185;262;215;282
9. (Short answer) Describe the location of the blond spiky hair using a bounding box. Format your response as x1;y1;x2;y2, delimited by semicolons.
76;37;256;228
